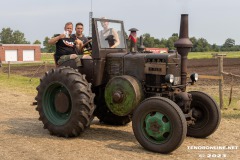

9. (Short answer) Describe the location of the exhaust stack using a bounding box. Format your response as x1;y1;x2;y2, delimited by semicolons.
174;14;193;91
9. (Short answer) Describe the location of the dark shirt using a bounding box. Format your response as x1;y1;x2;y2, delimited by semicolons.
71;34;90;54
54;35;77;62
71;34;88;44
100;28;114;48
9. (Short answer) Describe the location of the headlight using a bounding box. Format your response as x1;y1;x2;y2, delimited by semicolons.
190;73;198;82
165;74;174;83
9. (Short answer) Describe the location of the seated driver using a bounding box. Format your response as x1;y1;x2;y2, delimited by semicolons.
71;22;92;58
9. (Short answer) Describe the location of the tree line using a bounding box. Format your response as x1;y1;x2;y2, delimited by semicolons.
0;27;239;53
141;33;240;52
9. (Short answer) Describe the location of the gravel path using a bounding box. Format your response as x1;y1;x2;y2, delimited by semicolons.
0;86;239;160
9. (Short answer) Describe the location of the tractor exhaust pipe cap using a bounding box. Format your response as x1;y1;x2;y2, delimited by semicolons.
174;14;193;48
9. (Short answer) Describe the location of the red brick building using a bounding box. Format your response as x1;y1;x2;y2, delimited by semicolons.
0;44;41;62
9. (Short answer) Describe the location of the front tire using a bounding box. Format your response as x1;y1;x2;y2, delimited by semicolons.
132;97;187;154
187;91;221;138
35;67;95;137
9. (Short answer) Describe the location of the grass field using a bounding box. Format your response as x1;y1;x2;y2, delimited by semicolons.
0;73;39;94
41;53;55;63
188;51;240;59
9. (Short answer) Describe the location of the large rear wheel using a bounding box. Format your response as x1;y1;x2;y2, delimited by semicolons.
132;97;187;154
35;67;95;137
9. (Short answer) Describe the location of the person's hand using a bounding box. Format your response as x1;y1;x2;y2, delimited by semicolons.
59;34;66;39
82;55;92;59
70;54;78;59
75;38;83;46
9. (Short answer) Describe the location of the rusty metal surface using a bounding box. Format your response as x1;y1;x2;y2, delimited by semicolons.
144;63;166;75
138;36;145;52
124;53;146;81
105;75;143;116
174;14;193;48
106;52;127;80
174;14;193;90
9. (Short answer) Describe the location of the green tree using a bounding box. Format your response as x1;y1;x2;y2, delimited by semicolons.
223;38;235;48
33;40;41;44
0;27;29;44
190;37;197;52
221;38;238;51
142;33;155;47
159;38;167;48
195;38;210;52
0;28;13;43
154;39;161;47
172;33;178;37
12;30;30;44
43;36;55;53
211;43;220;52
166;33;178;50
142;33;164;48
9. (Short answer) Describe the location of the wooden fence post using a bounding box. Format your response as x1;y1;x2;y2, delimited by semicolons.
215;54;226;109
0;60;2;73
44;61;47;72
218;57;223;109
8;61;10;78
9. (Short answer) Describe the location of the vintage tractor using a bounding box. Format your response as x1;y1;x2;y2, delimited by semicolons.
34;14;221;153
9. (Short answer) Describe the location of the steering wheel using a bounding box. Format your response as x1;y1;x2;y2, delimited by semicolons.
82;39;92;53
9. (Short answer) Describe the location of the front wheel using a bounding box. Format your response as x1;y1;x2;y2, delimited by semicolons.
187;91;221;138
132;97;187;154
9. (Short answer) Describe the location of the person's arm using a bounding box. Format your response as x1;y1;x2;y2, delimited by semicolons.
48;34;65;44
75;38;84;52
73;38;92;59
111;29;120;48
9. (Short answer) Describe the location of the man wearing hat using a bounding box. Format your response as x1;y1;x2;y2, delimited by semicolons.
128;28;138;52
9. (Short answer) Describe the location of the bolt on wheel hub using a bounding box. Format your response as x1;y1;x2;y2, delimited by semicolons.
145;112;171;141
112;91;124;103
54;92;70;113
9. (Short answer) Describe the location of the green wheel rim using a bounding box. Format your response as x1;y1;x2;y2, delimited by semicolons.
142;112;171;143
105;76;143;116
43;83;72;126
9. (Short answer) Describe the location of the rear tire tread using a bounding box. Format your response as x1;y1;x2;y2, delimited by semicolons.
36;66;95;137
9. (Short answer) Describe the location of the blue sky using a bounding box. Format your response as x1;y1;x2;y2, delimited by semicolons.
1;0;240;45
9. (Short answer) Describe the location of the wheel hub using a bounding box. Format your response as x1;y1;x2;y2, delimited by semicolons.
192;108;203;119
54;92;70;113
145;112;170;141
105;76;143;116
112;91;124;103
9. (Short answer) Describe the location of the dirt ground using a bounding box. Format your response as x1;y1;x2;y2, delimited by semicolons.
0;58;240;159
